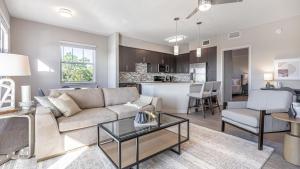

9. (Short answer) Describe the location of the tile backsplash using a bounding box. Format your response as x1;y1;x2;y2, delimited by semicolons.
119;63;190;83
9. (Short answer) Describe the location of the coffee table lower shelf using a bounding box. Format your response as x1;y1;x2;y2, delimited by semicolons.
99;129;188;169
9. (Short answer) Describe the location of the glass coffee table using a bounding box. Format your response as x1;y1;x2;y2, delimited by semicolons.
97;112;189;169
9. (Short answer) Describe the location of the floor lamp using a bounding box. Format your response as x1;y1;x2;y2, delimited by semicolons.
0;53;31;112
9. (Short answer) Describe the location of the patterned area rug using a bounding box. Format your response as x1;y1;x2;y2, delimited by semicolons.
1;124;273;169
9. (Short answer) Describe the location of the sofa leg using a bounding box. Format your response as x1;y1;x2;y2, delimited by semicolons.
221;121;225;132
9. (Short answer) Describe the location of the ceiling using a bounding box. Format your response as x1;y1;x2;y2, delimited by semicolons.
5;0;300;46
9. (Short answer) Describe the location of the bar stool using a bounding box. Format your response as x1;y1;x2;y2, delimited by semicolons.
187;82;214;118
211;81;222;113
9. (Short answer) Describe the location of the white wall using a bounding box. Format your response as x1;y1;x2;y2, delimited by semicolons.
120;35;173;54
189;15;300;91
10;18;108;100
107;33;119;88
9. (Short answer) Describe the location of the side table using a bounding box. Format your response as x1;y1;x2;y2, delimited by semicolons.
0;108;35;165
272;113;300;166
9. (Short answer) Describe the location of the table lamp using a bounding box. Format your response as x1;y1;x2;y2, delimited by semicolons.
0;53;31;111
264;73;273;88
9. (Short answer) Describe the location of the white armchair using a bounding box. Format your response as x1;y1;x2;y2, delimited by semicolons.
222;90;293;150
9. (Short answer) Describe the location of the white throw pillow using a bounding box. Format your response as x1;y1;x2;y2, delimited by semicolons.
49;93;82;117
126;95;153;109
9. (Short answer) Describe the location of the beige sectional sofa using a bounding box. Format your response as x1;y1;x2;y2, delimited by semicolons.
35;87;162;161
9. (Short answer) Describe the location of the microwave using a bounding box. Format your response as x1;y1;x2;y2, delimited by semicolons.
158;64;169;73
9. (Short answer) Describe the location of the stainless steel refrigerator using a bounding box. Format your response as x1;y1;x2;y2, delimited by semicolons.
190;63;207;82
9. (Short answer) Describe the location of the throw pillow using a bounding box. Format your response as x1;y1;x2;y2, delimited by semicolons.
34;96;63;117
126;95;153;109
49;93;82;117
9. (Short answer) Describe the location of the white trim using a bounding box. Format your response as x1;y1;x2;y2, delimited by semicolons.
221;45;252;102
60;41;96;48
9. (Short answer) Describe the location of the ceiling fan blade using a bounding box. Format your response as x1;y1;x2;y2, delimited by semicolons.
186;8;199;19
211;0;242;5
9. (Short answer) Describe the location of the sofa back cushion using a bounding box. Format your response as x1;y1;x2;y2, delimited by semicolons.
102;87;140;106
247;90;293;112
49;88;105;109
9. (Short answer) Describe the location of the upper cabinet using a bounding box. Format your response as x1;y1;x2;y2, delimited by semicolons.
119;45;216;77
119;46;136;72
176;53;190;73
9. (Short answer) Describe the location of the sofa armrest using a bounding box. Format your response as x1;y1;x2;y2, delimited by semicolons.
227;101;247;109
35;106;63;160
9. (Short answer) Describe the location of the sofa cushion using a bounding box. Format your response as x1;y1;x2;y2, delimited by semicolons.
57;108;117;132
222;109;261;128
106;104;139;119
49;88;105;109
102;87;139;106
247;90;292;112
107;104;155;119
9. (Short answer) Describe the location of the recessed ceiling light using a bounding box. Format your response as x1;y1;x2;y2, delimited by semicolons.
199;0;212;11
165;35;187;43
58;8;73;18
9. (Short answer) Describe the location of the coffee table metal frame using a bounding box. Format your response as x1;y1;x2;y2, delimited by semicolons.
97;113;189;169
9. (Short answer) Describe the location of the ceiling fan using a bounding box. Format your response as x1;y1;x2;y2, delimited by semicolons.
186;0;243;19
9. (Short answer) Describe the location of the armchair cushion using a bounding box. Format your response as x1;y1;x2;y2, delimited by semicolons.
227;101;247;109
247;90;292;112
222;109;261;128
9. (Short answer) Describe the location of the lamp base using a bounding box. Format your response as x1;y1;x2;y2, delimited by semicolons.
0;78;15;110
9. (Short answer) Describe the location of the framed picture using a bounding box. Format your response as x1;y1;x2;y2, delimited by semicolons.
274;58;300;80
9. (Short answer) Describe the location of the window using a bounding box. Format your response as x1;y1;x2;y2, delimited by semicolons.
0;20;8;53
60;42;96;83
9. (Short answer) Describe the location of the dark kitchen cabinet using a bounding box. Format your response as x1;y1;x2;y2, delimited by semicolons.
166;54;176;73
119;46;136;72
135;48;150;64
176;53;189;73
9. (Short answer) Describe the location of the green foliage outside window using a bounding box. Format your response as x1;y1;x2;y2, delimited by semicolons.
61;51;94;83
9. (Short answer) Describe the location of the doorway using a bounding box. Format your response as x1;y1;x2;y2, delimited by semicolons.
223;47;249;102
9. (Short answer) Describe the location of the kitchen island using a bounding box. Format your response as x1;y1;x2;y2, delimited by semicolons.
141;82;203;113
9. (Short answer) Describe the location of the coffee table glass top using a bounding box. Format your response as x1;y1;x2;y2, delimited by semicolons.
99;113;187;141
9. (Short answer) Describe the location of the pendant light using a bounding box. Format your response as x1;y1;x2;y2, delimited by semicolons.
174;17;180;56
196;21;202;57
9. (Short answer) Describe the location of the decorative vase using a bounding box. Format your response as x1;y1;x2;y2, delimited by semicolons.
135;112;149;124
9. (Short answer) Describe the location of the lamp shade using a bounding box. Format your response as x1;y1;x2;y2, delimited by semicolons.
264;73;273;81
0;53;31;76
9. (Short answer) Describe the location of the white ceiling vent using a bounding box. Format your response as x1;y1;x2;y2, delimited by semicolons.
202;40;210;46
228;31;241;39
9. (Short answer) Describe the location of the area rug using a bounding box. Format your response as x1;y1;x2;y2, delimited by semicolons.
1;123;273;169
